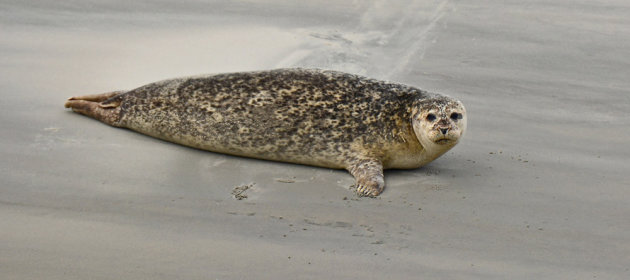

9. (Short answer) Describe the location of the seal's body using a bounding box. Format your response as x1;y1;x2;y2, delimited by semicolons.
65;69;466;196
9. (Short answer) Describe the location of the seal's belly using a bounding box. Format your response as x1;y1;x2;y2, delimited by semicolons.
121;104;349;169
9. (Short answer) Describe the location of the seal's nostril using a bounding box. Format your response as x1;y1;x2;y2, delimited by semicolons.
440;128;449;135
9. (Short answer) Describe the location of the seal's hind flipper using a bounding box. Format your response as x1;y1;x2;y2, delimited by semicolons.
65;93;123;127
67;91;125;102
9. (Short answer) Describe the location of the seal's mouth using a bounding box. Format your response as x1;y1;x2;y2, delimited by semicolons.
435;138;452;145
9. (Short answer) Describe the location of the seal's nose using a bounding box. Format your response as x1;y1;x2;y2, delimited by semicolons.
440;128;449;135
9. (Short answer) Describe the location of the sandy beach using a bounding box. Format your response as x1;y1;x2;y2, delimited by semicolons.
1;1;629;279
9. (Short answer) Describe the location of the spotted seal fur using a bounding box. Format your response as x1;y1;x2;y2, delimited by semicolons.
64;68;467;197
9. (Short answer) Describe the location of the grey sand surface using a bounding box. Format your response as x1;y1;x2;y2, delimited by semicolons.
1;1;629;279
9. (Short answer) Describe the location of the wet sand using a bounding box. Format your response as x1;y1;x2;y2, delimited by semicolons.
1;1;629;279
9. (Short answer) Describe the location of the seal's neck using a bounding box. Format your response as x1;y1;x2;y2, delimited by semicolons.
420;141;457;164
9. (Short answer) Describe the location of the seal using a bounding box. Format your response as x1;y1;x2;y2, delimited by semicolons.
65;68;466;197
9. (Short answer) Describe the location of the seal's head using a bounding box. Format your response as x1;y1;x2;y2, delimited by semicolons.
412;95;467;149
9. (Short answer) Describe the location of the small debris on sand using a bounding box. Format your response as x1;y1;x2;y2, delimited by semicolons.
232;183;254;200
275;178;296;183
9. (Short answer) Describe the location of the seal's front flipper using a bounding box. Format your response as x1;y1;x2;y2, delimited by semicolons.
64;92;124;127
347;158;385;197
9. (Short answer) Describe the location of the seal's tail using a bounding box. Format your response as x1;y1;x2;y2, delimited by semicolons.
64;91;125;127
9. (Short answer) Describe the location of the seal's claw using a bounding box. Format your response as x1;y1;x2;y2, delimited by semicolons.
356;180;383;197
357;186;383;197
356;185;366;197
364;187;383;197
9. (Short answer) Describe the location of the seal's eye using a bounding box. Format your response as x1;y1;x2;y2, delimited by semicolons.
450;113;462;120
426;114;436;121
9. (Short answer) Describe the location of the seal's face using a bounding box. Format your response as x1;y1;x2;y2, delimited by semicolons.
412;97;467;149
